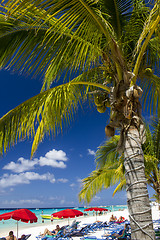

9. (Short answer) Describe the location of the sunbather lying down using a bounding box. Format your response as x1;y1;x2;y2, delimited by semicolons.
111;224;128;238
41;225;61;237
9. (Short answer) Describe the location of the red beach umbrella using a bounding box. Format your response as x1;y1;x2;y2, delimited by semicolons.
84;207;108;221
0;208;38;223
52;209;83;224
0;209;37;238
52;209;83;219
84;207;108;212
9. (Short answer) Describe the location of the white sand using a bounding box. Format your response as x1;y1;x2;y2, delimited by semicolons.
1;206;160;240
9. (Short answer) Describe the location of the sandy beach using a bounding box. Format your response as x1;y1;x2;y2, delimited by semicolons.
1;205;159;240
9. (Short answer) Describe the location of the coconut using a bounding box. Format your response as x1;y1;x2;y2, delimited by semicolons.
144;68;153;76
97;105;106;113
105;125;115;137
94;95;104;106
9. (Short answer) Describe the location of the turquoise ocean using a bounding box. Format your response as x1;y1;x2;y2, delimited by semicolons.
0;206;127;235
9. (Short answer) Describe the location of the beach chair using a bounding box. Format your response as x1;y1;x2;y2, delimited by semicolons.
117;225;131;240
65;224;91;237
155;228;160;239
19;234;31;240
37;228;67;240
102;223;128;240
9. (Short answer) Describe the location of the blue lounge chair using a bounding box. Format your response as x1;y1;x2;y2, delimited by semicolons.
19;234;31;240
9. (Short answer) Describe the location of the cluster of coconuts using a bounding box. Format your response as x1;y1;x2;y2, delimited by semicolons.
94;93;110;113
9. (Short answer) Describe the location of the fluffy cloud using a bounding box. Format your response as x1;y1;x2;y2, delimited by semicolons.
0;172;55;188
45;149;68;161
3;157;38;173
3;149;68;173
39;149;68;168
88;149;96;156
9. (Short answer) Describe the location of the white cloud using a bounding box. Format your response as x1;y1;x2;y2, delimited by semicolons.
3;149;68;173
39;157;66;168
0;172;55;189
88;149;96;156
57;178;68;183
3;157;38;173
45;149;68;161
39;149;68;168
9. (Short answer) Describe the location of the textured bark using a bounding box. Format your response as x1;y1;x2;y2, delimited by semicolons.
124;127;155;240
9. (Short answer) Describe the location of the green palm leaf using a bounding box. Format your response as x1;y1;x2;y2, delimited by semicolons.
112;178;126;196
79;164;120;203
0;10;104;89
95;135;120;168
79;135;124;203
0;74;109;157
133;1;160;81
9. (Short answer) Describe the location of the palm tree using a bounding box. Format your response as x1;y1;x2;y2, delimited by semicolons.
79;120;160;207
0;0;160;238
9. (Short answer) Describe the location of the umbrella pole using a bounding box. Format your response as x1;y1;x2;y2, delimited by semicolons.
17;221;18;240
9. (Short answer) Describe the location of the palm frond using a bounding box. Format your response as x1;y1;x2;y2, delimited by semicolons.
144;155;159;171
122;1;149;60
151;118;160;159
0;0;130;89
112;178;126;196
142;125;154;155
140;72;160;116
95;135;120;168
146;37;160;70
133;1;160;81
79;164;120;203
99;0;133;39
0;75;108;157
79;136;123;203
0;9;106;89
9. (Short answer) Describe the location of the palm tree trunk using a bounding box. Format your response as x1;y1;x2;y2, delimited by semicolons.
124;126;155;239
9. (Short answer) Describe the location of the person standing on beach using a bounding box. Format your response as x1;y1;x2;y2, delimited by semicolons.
6;231;17;240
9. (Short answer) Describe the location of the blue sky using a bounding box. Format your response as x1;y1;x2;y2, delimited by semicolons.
0;69;154;209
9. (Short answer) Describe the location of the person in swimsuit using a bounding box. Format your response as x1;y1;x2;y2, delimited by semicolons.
6;231;17;240
109;214;117;222
41;225;61;237
111;224;128;238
